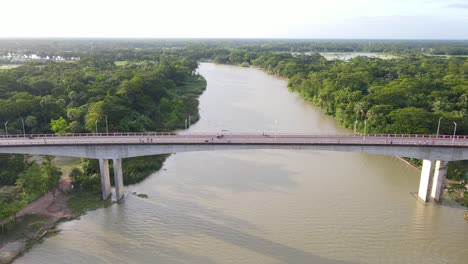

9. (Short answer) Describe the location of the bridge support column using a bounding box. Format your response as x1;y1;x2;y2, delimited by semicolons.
113;158;124;201
99;159;111;200
430;160;447;201
418;160;435;202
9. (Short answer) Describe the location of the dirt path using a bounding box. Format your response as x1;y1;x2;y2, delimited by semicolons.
17;176;74;221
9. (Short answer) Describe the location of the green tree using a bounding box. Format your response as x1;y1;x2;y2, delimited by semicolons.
386;107;435;134
50;117;68;134
16;164;48;201
0;154;32;186
42;155;62;197
0;198;27;229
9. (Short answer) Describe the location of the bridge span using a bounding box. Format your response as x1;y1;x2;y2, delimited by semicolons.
1;132;467;203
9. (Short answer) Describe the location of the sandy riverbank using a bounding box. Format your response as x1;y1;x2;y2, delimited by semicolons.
0;178;76;264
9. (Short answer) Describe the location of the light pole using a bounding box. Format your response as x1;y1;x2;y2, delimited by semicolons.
21;117;26;137
354;119;358;134
95;120;98;134
363;120;367;140
185;118;188;130
105;115;109;134
452;121;457;142
188;115;191;127
436;117;443;137
275;119;278;141
4;121;8;137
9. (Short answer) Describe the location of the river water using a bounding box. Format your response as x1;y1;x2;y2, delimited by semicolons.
16;63;468;264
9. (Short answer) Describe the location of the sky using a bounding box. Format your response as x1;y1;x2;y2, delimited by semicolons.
1;0;467;39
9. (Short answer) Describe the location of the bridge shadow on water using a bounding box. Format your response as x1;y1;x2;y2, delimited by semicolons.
152;151;305;193
106;193;357;264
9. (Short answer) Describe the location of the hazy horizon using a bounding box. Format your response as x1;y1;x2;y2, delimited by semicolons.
2;0;467;39
0;37;467;41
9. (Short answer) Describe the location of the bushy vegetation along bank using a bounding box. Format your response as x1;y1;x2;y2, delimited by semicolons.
0;51;207;233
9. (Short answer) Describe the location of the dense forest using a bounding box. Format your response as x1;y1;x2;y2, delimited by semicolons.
0;56;202;133
0;49;206;229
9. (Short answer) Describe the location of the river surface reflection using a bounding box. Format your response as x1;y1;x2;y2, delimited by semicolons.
16;63;468;264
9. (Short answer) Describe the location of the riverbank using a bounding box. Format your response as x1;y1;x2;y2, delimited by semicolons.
0;182;74;264
396;157;421;171
0;68;208;264
0;179;113;264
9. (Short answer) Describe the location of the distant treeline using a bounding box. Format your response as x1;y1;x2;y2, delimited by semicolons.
1;39;468;59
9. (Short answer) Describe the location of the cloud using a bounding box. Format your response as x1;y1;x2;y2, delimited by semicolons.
291;15;468;39
446;3;468;9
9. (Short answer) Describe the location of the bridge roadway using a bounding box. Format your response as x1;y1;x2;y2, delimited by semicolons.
1;132;467;202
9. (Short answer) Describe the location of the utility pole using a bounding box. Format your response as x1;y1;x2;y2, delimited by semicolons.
4;121;8;137
354;119;358;134
21;118;26;137
452;122;457;142
436;117;443;137
105;115;109;134
363;120;367;140
275;119;278;141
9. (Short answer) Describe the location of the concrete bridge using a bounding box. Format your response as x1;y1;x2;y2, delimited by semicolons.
1;132;467;203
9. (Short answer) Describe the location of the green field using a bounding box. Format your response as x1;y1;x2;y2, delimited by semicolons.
0;64;22;70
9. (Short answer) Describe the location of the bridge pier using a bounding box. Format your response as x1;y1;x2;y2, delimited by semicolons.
113;158;124;201
418;160;435;202
99;159;111;200
431;160;447;201
418;160;447;202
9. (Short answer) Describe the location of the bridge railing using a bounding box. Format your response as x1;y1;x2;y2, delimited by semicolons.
0;140;467;147
0;132;178;138
0;132;467;137
0;132;467;140
0;133;467;147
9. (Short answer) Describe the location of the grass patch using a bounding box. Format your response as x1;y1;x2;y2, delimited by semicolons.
52;157;80;170
0;186;16;197
121;155;169;185
114;61;129;66
0;64;22;70
67;190;112;215
114;61;147;67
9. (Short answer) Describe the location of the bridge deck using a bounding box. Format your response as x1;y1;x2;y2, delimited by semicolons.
0;133;467;147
